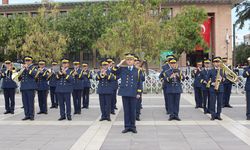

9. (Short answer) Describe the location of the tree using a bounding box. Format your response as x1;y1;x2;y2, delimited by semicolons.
167;6;207;57
7;14;29;60
0;16;10;61
235;0;250;29
95;0;207;62
19;7;67;63
95;0;169;62
55;3;109;55
235;44;250;65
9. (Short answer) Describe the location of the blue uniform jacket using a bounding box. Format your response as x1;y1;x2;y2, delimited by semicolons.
0;70;17;89
192;68;203;88
162;63;170;71
36;68;49;91
55;68;74;93
108;68;118;90
96;70;114;94
82;70;92;88
200;68;210;91
113;66;143;97
206;68;225;93
160;67;171;89
19;64;38;91
49;73;57;87
73;68;84;90
161;68;183;94
243;66;250;91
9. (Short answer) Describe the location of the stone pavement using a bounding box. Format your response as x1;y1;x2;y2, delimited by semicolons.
0;93;250;150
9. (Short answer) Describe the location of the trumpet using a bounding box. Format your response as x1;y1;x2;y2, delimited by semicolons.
12;65;26;82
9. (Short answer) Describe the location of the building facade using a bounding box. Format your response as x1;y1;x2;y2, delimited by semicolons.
244;34;250;45
0;0;242;67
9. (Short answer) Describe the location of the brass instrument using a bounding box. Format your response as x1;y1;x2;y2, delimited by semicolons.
221;63;238;83
12;65;25;82
214;67;221;91
206;79;211;88
35;68;42;79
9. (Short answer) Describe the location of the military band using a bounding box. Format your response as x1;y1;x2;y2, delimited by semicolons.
192;61;203;109
82;63;92;109
49;61;59;109
36;60;49;115
222;57;233;108
0;60;17;114
72;61;83;115
243;57;250;120
200;59;211;114
56;59;74;121
1;54;249;134
19;56;38;121
159;55;175;114
96;60;114;121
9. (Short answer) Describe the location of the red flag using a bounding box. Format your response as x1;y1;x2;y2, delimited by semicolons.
196;18;211;51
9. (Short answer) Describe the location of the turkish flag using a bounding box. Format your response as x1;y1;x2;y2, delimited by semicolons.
196;18;211;51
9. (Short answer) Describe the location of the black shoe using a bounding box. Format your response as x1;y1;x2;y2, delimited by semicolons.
136;117;140;121
55;105;58;109
225;105;233;108
30;117;34;121
10;111;14;114
122;129;130;133
217;117;223;120
99;118;105;121
130;128;137;134
22;117;30;121
74;112;77;115
44;112;48;114
37;111;43;114
67;116;72;121
111;112;115;115
21;106;24;109
195;106;199;109
78;112;81;115
168;117;174;121
106;118;111;121
175;117;181;121
114;107;118;110
50;106;54;109
3;111;10;114
247;116;250;120
210;117;215;121
58;117;66;121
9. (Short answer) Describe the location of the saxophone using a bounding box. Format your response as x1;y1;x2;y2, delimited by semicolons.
214;68;221;91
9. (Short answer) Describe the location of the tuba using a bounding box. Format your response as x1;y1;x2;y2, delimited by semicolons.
221;63;238;83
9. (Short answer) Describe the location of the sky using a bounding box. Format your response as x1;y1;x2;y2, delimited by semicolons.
0;0;249;44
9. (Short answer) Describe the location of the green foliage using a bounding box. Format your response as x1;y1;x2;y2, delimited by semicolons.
95;1;207;61
235;44;250;65
0;16;10;52
7;14;29;59
55;3;109;52
235;1;250;29
166;6;207;57
20;7;67;63
95;0;170;62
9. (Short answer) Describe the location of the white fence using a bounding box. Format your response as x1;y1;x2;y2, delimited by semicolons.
89;74;247;94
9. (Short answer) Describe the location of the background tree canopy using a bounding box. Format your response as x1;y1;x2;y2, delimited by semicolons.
95;0;207;62
0;0;208;64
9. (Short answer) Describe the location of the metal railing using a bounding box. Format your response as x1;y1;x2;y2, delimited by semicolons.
89;74;247;94
0;73;246;94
